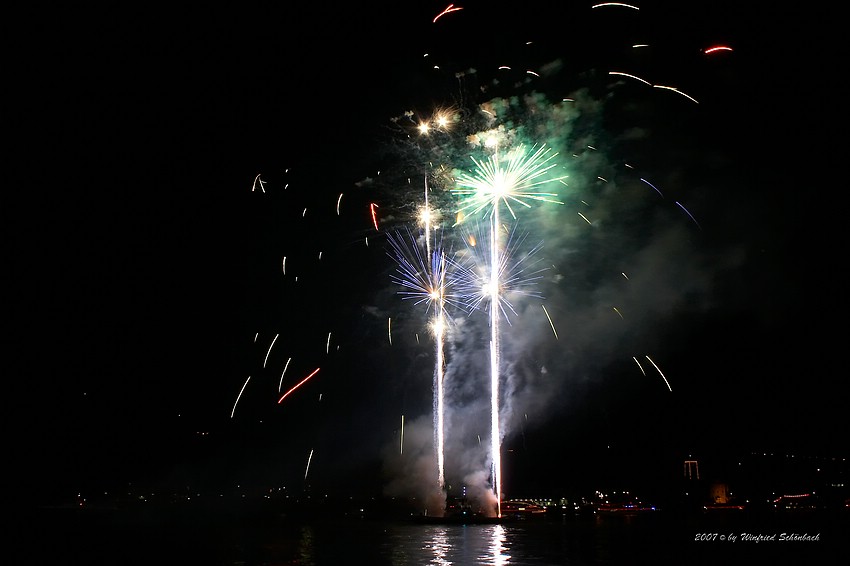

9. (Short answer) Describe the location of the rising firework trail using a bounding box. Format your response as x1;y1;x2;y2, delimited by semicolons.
387;222;467;493
452;142;565;517
488;213;501;517
433;293;446;491
419;177;440;260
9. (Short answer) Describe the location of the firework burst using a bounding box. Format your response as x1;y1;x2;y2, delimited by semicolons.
386;227;469;322
452;143;567;222
455;223;548;325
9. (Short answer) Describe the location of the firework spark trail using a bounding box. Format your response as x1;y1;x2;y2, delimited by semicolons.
278;368;321;403
278;357;292;393
640;178;664;197
592;2;639;9
371;202;380;230
703;45;734;54
541;304;558;339
675;201;702;230
230;375;251;419
421;177;434;260
645;355;672;391
653;84;699;104
433;3;463;23
264;333;279;368
304;449;314;480
609;71;700;104
609;71;651;85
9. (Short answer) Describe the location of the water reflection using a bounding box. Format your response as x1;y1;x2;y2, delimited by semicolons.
486;524;511;565
298;524;316;566
425;526;451;565
405;524;513;565
254;509;847;566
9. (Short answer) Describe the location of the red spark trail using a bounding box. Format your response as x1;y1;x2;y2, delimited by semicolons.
433;4;463;23
370;202;380;230
703;45;733;54
278;367;321;403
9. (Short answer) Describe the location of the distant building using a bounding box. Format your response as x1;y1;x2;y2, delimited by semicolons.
684;459;700;480
709;481;728;504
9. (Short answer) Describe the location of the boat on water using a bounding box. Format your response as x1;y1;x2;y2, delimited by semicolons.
411;495;540;524
412;493;499;524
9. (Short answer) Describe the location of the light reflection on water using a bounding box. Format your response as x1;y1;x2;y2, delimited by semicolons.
25;506;847;565
298;524;316;566
279;515;846;566
374;523;554;566
425;526;451;565
486;524;510;565
393;524;518;566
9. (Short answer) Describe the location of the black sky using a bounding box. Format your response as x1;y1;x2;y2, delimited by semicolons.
7;2;846;504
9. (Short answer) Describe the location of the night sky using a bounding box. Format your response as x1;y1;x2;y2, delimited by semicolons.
7;2;845;507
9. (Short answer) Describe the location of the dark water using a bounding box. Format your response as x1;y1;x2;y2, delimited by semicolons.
14;503;848;565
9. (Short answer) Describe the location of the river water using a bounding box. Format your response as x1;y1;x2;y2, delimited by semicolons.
15;501;847;565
